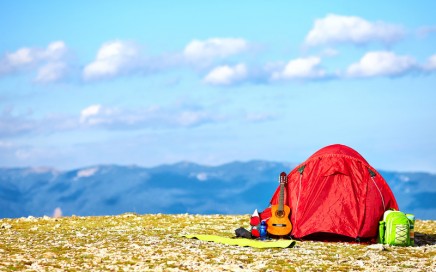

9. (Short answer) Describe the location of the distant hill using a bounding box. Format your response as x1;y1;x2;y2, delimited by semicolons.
1;161;435;219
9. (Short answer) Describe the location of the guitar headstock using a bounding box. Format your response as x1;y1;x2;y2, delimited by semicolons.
279;172;287;184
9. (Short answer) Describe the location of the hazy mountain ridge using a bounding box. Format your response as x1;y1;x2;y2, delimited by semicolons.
380;170;436;219
1;161;435;219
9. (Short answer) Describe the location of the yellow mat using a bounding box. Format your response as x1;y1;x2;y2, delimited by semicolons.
183;234;296;249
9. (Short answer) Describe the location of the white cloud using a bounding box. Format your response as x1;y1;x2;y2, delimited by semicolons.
271;57;326;80
183;38;248;64
417;26;436;38
346;51;416;78
80;104;124;126
0;140;13;148
15;149;33;160
35;62;68;83
79;102;226;129
0;107;79;138
5;48;35;67
245;112;275;122
424;54;436;70
80;104;103;124
0;102;230;138
0;41;69;82
305;14;404;46
176;110;211;126
0;109;37;137
203;63;247;85
42;41;68;61
320;48;339;57
4;41;67;68
83;41;142;80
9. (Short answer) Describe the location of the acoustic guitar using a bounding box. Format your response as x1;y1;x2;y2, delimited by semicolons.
267;172;292;236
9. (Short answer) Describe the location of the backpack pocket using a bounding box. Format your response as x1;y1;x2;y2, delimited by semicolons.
383;210;410;246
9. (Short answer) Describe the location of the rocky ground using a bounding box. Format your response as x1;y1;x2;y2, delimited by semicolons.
0;213;435;271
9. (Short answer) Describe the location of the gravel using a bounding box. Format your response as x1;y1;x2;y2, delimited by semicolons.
0;213;435;271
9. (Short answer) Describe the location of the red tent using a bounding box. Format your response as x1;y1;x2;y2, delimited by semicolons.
267;144;398;241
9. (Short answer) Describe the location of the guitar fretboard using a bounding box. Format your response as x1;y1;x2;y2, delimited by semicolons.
278;182;285;212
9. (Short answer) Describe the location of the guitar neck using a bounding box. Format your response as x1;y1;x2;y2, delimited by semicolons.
278;183;285;211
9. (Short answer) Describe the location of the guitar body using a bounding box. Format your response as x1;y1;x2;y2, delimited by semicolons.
267;204;292;236
267;172;292;236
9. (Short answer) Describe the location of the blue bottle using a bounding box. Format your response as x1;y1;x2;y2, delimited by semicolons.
260;220;267;240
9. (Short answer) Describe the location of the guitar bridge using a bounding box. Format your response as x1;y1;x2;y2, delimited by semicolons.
272;224;287;227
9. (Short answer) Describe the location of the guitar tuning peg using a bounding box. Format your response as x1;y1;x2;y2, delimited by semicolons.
279;172;287;183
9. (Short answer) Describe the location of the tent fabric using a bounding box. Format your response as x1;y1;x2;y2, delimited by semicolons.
267;144;398;240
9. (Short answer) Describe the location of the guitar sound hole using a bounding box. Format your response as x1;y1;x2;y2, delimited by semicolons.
275;210;285;218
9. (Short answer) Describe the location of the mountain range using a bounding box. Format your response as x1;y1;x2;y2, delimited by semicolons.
1;161;435;219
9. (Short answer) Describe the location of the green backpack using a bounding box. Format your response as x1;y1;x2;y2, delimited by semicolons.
379;210;411;246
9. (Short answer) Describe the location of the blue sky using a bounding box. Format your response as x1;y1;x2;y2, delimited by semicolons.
1;1;436;172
